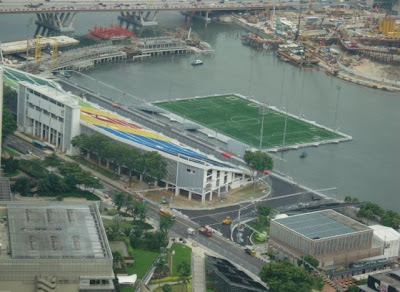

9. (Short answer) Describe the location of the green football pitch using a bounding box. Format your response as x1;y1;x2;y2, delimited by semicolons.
155;95;344;149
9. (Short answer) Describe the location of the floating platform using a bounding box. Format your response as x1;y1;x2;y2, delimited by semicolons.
154;94;352;151
0;36;79;55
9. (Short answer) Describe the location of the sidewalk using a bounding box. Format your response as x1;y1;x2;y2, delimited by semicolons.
191;247;206;292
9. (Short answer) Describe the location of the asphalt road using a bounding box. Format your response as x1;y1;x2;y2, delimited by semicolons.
5;134;48;158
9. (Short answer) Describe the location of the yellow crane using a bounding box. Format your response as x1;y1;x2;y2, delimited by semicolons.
34;35;59;67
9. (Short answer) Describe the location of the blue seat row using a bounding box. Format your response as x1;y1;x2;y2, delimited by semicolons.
97;126;231;168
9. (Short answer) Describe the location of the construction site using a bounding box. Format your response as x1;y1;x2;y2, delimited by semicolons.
220;1;400;91
0;12;213;74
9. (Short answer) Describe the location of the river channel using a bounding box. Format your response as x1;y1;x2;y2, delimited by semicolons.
1;11;399;211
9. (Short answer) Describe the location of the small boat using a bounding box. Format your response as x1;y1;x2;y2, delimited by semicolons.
191;59;203;66
300;151;308;158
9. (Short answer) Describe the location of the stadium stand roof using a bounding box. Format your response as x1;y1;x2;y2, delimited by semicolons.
274;210;370;240
3;66;61;91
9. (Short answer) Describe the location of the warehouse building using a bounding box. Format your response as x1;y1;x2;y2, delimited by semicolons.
0;202;114;292
269;210;382;267
371;225;400;259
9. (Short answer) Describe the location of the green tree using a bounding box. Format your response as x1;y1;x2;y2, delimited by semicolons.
259;260;313;292
143;151;167;183
344;196;352;203
38;173;67;194
3;157;19;174
155;258;170;279
177;261;191;291
14;176;31;196
114;192;126;211
381;210;400;229
347;286;359;292
257;205;274;217
43;153;60;168
2;108;17;140
297;255;319;272
244;150;273;172
162;284;172;292
3;85;17;109
133;201;147;222
129;226;143;248
160;213;175;235
142;231;167;251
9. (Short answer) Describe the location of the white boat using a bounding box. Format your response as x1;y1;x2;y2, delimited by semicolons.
191;59;203;66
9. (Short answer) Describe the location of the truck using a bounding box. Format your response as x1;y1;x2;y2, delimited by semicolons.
198;226;212;237
187;228;196;235
159;208;175;219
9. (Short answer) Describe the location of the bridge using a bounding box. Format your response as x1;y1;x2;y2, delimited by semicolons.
0;0;295;34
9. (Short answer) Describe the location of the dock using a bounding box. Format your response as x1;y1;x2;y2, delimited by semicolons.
0;36;79;55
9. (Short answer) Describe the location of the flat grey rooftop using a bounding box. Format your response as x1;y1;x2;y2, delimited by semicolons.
7;203;111;259
274;210;369;240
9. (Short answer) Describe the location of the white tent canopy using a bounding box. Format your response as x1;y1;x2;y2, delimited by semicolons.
117;274;137;285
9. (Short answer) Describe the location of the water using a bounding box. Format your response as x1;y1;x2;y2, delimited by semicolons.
1;12;399;211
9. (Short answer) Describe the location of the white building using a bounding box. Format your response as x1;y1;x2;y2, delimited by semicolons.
17;82;80;155
371;225;400;259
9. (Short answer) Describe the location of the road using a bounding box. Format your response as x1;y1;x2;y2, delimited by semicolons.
5;134;48;158
0;0;290;13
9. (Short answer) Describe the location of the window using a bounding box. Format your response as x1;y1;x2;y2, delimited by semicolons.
26;94;29;100
51;113;57;119
59;117;64;123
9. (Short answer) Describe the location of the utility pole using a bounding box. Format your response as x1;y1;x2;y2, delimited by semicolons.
259;103;266;150
299;72;305;118
26;17;33;72
334;85;341;129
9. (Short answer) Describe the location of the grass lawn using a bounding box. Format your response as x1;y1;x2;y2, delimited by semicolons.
3;146;20;157
126;248;159;278
70;156;119;180
120;286;137;292
168;243;192;277
156;95;344;149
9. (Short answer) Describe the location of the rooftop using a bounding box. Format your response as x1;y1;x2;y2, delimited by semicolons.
370;225;400;241
7;202;111;260
274;209;370;240
20;81;79;109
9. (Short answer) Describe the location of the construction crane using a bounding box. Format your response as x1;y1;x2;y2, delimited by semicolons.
34;35;58;68
176;9;197;40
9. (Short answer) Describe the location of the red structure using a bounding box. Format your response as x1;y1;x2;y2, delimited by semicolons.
88;24;136;41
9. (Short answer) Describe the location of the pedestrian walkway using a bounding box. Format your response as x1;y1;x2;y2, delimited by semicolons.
191;246;206;292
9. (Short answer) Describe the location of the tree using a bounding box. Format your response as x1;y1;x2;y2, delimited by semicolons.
259;260;314;292
344;196;352;203
129;226;143;248
2;108;17;140
347;286;359;292
160;213;175;235
38;173;67;194
257;205;274;217
297;255;319;272
114;192;126;211
244;150;273;173
14;176;31;196
154;258;170;279
43;154;60;168
3;157;19;174
3;85;17;109
162;284;172;292
381;210;400;229
133;201;147;222
177;261;191;291
142;231;167;251
143;151;167;183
